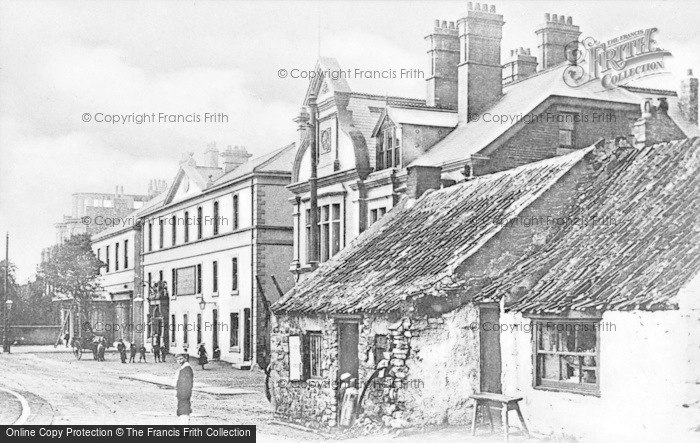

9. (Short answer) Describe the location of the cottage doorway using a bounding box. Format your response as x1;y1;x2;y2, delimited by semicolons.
479;304;502;393
337;320;359;380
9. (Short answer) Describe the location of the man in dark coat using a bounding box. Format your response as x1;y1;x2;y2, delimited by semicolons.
117;339;127;363
175;350;194;425
153;335;161;363
129;343;137;363
138;344;147;362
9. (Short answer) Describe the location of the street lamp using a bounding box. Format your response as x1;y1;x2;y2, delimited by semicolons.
198;296;206;311
4;299;13;353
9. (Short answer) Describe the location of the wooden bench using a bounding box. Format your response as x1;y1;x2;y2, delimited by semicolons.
470;392;529;441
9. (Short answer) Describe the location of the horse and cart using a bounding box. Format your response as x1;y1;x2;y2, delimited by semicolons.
70;322;108;360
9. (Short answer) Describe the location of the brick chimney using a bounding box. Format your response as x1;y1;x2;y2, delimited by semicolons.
204;141;219;168
535;14;581;70
502;48;538;84
406;165;442;199
631;98;686;148
457;3;505;123
221;145;253;173
679;68;698;126
425;20;459;108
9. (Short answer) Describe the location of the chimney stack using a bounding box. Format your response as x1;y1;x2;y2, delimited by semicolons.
457;3;505;123
406;165;442;199
535;13;581;70
502;47;538;84
425;19;459;108
679;68;698;125
221;145;253;173
204;141;219;168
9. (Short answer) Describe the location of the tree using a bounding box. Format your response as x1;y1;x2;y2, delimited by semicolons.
14;275;60;325
0;260;19;331
39;234;103;333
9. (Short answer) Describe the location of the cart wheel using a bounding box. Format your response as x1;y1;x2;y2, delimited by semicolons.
74;346;83;360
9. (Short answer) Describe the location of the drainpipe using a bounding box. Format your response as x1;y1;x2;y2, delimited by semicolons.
251;180;255;365
308;93;319;266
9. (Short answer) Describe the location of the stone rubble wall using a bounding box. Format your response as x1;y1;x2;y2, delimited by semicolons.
270;303;481;430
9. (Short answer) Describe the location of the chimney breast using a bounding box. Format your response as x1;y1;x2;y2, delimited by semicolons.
204;141;220;168
425;18;460;108
679;68;698;125
535;13;581;70
221;145;253;173
503;47;538;84
457;4;505;122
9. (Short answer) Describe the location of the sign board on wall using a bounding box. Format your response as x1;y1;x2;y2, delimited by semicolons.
289;335;302;381
176;266;196;295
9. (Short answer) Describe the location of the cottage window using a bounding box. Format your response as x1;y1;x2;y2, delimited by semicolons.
533;319;600;395
558;113;576;148
369;207;387;226
331;204;341;256
305;332;323;379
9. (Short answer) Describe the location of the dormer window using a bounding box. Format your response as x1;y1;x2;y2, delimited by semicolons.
376;126;400;170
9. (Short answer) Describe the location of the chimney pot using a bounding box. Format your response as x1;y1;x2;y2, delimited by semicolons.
545;13;550;21
475;3;481;11
688;69;694;76
567;16;572;24
559;15;565;23
468;2;473;10
441;20;447;28
434;19;439;27
490;5;495;12
449;21;455;28
552;14;558;22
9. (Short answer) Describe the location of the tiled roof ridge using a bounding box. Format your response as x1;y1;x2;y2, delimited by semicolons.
620;85;677;96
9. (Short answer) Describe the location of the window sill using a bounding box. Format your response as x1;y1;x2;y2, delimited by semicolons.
212;292;219;297
230;347;240;353
231;290;239;296
534;384;600;397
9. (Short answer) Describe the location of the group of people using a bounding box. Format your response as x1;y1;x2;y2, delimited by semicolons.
115;338;168;363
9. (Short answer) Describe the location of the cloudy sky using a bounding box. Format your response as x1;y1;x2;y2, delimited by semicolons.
1;0;697;280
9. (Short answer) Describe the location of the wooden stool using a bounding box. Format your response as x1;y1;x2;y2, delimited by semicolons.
470;392;529;441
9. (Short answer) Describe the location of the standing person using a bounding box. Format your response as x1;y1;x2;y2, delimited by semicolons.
175;350;194;425
96;338;105;362
197;343;208;370
138;343;147;362
129;343;137;363
64;332;70;348
117;339;127;364
160;346;167;363
153;335;161;363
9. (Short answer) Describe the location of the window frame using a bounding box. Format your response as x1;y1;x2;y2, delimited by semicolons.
558;112;577;148
171;215;177;245
106;245;110;272
230;312;240;350
124;239;129;269
231;257;238;294
159;218;165;249
197;206;203;239
184;211;190;243
531;316;601;396
212;260;218;294
308;331;323;379
115;243;119;271
233;194;239;230
213;201;220;235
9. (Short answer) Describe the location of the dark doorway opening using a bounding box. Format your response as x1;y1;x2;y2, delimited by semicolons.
479;304;502;393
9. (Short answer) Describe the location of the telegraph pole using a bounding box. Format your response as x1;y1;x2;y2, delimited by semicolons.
3;232;8;353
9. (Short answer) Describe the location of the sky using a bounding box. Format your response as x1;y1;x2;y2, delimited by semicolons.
1;0;698;281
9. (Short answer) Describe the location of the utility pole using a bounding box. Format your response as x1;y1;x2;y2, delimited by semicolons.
3;232;9;353
308;93;319;266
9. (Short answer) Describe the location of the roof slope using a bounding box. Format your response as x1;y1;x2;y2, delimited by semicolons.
273;148;590;314
411;64;697;168
481;138;700;313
